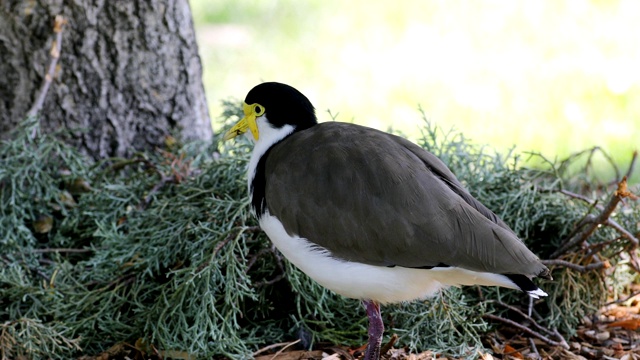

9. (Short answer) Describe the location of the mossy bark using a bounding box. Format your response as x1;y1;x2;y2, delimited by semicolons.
0;0;211;159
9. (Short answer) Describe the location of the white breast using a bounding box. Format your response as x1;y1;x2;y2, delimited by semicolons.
246;116;295;193
259;212;523;304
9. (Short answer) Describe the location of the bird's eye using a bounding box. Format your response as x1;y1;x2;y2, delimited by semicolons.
254;105;264;115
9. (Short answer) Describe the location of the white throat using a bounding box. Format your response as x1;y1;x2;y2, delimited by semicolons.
246;115;295;192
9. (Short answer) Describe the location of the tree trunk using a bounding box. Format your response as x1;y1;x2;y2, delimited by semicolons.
0;0;211;160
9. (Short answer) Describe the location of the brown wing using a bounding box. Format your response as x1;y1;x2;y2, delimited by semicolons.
265;122;548;277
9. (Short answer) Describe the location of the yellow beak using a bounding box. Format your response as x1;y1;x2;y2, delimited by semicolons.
223;103;260;141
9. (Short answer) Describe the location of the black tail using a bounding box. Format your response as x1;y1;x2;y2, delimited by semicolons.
503;273;548;299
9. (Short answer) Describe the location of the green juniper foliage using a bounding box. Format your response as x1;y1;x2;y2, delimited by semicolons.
1;109;638;359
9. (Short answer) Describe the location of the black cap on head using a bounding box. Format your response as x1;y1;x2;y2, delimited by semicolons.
245;82;317;131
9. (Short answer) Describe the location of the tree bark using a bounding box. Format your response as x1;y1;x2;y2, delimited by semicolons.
0;0;211;160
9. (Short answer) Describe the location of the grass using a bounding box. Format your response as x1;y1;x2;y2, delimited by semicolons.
191;0;639;182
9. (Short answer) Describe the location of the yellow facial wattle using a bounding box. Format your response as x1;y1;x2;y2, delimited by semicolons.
223;102;264;141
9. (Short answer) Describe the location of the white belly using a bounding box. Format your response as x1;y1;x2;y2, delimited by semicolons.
259;212;519;304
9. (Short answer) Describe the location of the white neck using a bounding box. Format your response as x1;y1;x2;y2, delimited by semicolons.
246;115;295;193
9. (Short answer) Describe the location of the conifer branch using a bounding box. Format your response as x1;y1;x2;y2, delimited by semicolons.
2;108;638;358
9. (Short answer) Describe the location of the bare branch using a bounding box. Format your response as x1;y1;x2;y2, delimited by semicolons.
624;150;638;181
551;177;638;258
559;189;596;206
556;189;639;245
605;288;640;306
27;15;67;124
139;175;177;209
253;273;286;288
599;148;621;183
540;259;606;273
253;244;287;288
604;218;639;244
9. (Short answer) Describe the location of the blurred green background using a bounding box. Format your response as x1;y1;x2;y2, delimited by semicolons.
192;0;638;181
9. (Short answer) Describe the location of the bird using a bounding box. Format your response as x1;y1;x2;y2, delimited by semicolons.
223;82;551;360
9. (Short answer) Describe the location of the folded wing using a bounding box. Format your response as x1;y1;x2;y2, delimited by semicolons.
265;122;548;278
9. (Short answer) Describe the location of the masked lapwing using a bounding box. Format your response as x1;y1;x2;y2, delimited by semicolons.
224;82;551;360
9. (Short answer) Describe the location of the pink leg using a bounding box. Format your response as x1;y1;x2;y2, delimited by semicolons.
363;300;384;360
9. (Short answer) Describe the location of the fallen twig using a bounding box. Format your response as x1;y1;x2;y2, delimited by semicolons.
489;301;562;339
108;157;155;172
246;248;272;271
253;340;300;358
483;314;569;349
628;251;640;275
380;333;399;356
2;255;50;282
528;337;540;359
32;248;94;253
194;226;263;274
270;339;301;360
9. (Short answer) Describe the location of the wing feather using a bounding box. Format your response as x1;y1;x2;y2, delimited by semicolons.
265;122;548;277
